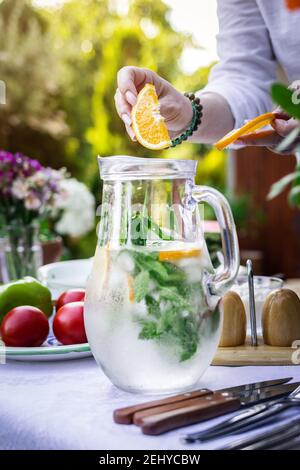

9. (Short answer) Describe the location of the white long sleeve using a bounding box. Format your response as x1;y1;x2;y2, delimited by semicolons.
203;0;279;128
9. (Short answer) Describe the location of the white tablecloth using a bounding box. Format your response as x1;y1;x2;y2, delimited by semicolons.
1;357;300;450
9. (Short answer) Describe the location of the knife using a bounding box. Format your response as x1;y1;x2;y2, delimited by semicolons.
138;381;298;435
113;377;291;425
184;382;300;443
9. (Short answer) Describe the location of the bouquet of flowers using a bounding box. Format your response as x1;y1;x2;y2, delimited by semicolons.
0;151;95;280
0;151;68;280
0;150;67;226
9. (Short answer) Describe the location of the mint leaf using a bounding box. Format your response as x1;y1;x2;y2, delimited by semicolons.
139;321;161;340
131;213;148;246
131;251;169;281
127;248;206;362
159;285;191;309
180;342;197;361
131;213;173;246
178;318;198;362
163;311;199;362
134;270;150;302
132;251;188;287
271;83;300;120
145;295;160;318
162;261;187;284
288;185;300;206
275;126;300;153
267;171;300;200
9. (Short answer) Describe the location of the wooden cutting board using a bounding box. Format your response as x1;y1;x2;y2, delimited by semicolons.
212;336;300;366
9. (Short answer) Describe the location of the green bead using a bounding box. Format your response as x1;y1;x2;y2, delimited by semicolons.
170;93;204;148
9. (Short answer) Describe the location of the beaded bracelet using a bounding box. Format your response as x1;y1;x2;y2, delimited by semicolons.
170;93;203;147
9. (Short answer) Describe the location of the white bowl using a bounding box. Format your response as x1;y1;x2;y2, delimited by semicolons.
38;258;93;298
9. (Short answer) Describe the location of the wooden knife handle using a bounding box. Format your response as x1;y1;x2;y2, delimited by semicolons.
133;395;221;425
113;389;212;424
140;392;241;435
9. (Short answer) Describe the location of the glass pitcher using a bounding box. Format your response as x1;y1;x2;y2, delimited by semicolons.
84;156;239;394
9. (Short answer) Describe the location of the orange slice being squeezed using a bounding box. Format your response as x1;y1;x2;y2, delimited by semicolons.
131;84;171;150
215;112;276;150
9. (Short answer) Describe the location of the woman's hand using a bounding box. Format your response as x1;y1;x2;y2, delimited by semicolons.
115;66;193;141
237;112;299;153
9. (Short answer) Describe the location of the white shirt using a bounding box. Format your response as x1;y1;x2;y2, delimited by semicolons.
203;0;300;127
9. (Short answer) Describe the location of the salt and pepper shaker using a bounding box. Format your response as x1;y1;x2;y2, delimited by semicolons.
247;259;258;346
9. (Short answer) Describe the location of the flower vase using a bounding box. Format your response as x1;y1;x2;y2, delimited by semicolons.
2;223;42;282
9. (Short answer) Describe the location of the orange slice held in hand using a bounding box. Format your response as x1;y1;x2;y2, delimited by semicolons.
131;83;172;150
214;112;277;151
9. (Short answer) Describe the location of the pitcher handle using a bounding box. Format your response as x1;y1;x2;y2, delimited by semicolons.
192;185;239;300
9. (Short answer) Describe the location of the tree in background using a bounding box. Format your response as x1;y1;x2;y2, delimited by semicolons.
86;1;219;183
0;0;228;258
0;0;225;186
45;0;220;186
0;0;68;167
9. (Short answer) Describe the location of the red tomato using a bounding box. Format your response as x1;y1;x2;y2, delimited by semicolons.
53;301;87;345
1;306;49;347
56;289;85;312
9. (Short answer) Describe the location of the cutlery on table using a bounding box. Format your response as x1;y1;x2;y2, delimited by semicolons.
113;377;292;434
184;383;300;443
139;381;299;436
220;417;300;450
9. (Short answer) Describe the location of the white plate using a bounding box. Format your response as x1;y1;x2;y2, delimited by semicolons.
3;333;92;362
38;258;93;298
1;259;94;362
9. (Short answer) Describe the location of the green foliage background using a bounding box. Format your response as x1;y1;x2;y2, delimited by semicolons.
0;0;229;258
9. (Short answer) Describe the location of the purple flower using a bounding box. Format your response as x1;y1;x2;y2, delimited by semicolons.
29;159;42;171
0;149;67;222
0;150;16;163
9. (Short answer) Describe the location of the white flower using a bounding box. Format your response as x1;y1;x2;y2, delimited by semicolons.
54;178;95;237
28;171;48;187
24;191;42;211
12;178;28;199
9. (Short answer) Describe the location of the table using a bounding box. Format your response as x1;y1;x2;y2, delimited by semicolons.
1;357;300;450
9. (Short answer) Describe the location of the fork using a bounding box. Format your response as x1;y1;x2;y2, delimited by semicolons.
183;384;300;443
220;417;300;450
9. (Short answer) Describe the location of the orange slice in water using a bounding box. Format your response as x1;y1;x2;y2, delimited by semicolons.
127;274;135;303
215;112;276;150
131;84;171;150
159;248;202;262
